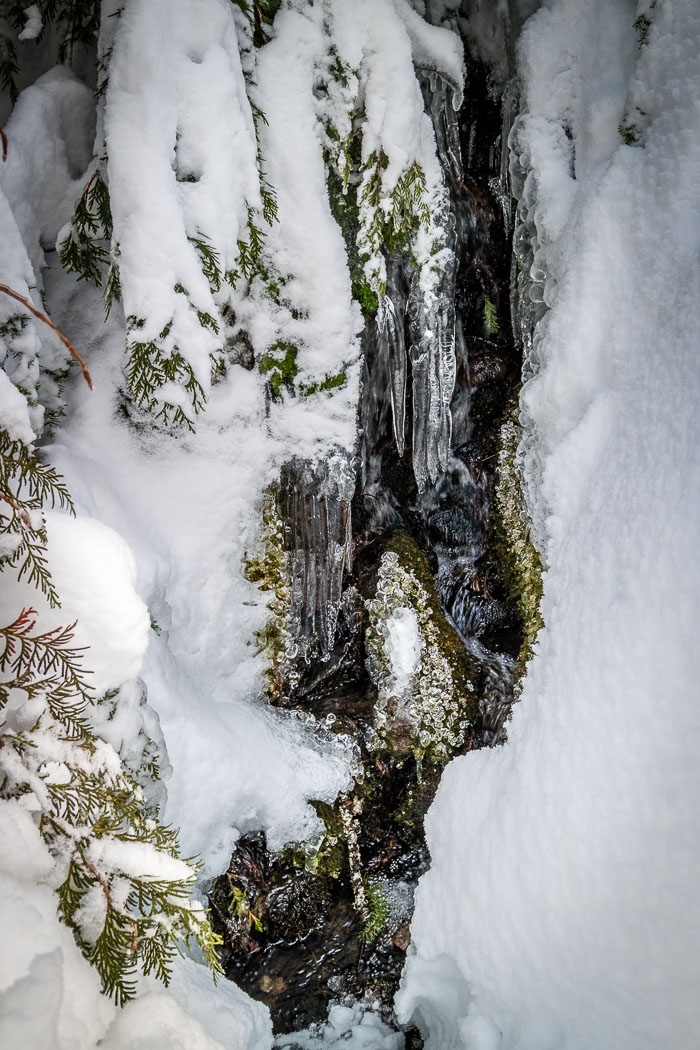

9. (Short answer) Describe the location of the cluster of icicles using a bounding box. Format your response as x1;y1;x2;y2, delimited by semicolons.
281;74;463;662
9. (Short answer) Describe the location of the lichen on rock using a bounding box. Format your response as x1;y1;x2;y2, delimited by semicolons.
364;531;478;763
494;400;544;671
243;489;297;699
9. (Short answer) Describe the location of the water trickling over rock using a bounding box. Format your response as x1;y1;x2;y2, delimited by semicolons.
212;52;532;1036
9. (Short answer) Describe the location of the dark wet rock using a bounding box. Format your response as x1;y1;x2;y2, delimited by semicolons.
469;349;509;387
225;328;255;370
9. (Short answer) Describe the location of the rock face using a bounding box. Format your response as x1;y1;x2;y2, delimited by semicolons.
210;52;532;1035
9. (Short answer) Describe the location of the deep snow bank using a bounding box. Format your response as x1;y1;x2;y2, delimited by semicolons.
398;2;700;1048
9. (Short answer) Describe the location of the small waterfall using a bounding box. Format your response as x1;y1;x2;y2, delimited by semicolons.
219;57;526;1034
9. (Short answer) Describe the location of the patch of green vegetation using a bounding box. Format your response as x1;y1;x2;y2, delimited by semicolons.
634;14;651;46
230;0;282;47
483;295;500;335
228;884;263;933
308;800;348;881
125;325;207;432
59;170;113;288
299;370;347;397
243;490;292;700
618;121;639;145
493;397;544;672
0;314;28;340
361;879;390;942
258;340;299;398
357;152;430;300
191;233;222;293
326;160;379;315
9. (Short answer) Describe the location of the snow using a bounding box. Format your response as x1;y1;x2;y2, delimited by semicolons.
3;1;699;1048
104;0;261;411
1;66;94;274
97;972;273;1050
397;2;700;1048
384;607;423;695
0;802;115;1050
18;5;43;43
279;1001;404;1050
0;368;35;442
2;4;453;1048
0;511;151;695
243;1;364;425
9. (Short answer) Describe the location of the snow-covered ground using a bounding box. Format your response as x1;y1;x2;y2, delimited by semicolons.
2;0;700;1048
398;2;700;1048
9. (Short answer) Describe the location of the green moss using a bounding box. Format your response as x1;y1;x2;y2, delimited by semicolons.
361;879;390;942
393;763;442;834
483;295;500;335
299;370;347;397
258;340;299;398
308;801;348;881
243;490;292;699
365;531;479;763
326;164;378;315
383;531;478;705
618;121;639;145
493;398;544;672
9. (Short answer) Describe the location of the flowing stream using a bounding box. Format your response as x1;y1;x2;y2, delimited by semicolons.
210;50;524;1038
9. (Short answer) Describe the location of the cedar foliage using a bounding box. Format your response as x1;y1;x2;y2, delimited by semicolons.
0;427;73;607
0;607;223;1005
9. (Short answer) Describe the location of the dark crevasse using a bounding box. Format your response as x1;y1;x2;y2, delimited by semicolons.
209;51;524;1039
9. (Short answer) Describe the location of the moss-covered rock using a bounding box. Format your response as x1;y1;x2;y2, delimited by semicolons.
243;490;296;700
363;530;479;763
493;398;544;671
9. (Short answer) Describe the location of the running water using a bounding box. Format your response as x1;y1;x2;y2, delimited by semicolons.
214;63;525;1032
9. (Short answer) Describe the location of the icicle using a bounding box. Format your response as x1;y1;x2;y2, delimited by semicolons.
407;252;457;492
397;72;460;492
279;450;355;661
378;262;408;457
420;71;463;188
489;78;519;232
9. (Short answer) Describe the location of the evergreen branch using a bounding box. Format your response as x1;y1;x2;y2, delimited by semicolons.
0;432;74;608
0;284;93;389
104;252;122;320
0;31;19;106
13;528;62;609
191;235;222;294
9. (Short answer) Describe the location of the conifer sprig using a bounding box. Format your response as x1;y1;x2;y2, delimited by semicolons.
0;429;74;608
59;170;113;288
0;609;223;1005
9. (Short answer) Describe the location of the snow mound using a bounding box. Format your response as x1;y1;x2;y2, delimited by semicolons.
398;3;700;1048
